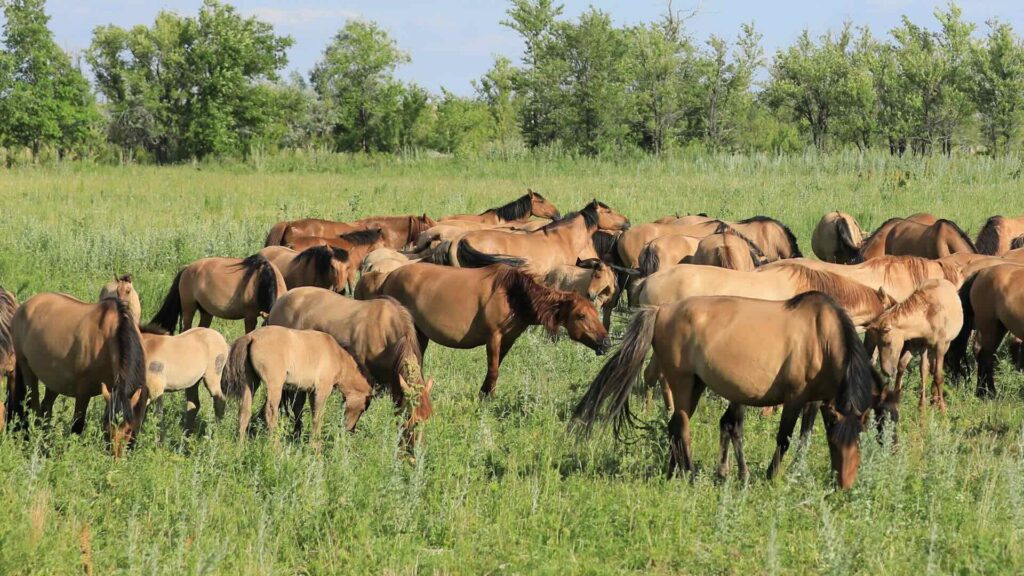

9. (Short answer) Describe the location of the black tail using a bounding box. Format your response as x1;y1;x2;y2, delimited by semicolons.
975;216;1002;255
239;254;280;314
151;269;184;334
835;218;861;262
109;299;147;429
427;240;452;266
572;307;658;439
223;333;257;398
946;272;978;380
638;245;660;277
456;241;526;268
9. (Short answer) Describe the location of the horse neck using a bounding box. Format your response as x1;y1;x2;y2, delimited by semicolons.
549;217;593;255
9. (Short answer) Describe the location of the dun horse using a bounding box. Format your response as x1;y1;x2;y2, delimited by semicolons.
728;216;802;261
812;211;865;264
371;263;609;397
0;287;17;429
152;254;286;334
140;324;229;432
975;215;1024;256
617;220;723;268
859;218;976;260
637;234;703;276
440;189;561;226
224;326;375;443
572;292;882;488
265;214;434;249
543;258;619;310
692;230;767;271
259;245;349;293
762;256;960;302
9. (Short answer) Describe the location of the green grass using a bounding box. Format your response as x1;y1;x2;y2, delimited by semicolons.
1;152;1024;574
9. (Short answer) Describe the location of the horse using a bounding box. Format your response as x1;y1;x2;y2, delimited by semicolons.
355;215;436;250
259;245;349;293
139;324;229;433
0;287;17;429
572;292;883;488
265;218;361;247
224;326;376;444
637;234;703;277
151;254;286;334
976;215;1024;256
99;274;142;325
372;263;609;397
9;292;148;454
652;214;717;225
761;256;961;302
284;228;387;289
636;263;894;326
265;287;433;446
865;279;962;413
728;216;802;261
692;231;767;271
362;248;416;274
543;258;619;310
617;220;723;268
947;263;1024;397
812;211;865;264
859;218;975;260
440;189;561;226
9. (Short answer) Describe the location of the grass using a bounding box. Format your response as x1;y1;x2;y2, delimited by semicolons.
1;152;1024;574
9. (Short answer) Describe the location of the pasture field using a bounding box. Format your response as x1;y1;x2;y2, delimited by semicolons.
1;153;1024;574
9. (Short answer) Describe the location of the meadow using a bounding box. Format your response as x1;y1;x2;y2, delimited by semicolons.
1;152;1023;574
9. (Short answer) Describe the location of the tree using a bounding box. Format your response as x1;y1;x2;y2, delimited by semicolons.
971;19;1024;154
311;20;412;153
695;23;763;149
474;56;521;144
503;0;566;148
0;0;99;157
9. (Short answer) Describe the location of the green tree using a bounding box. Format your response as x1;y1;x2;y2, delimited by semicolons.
0;0;99;157
971;19;1024;154
695;23;763;149
503;0;566;148
473;56;521;144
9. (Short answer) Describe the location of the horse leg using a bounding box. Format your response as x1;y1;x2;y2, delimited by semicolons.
416;329;430;358
894;349;911;395
480;334;503;399
182;383;201;435
290;392;307;440
975;322;1006;398
70;395;91;435
309;386;329;448
263;381;283;437
39;389;58;424
931;347;947;413
716;402;748;483
666;374;705;480
797;401;819;447
181;300;199;331
641;356;663;413
237;384;253;441
767;403;802;481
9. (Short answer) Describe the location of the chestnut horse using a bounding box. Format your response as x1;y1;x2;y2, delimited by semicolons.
440;189;561;226
859;218;975;260
0;287;17;429
811;211;865;264
573;292;882;488
976;215;1024;256
259;245;349;293
265;214;434;249
374;263;609;397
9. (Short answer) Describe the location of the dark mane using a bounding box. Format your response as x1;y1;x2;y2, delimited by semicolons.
236;254;279;314
1012;235;1024;251
139;323;169;335
976;216;1003;255
936;219;977;253
835;217;862;260
339;228;384;246
540;202;599;232
715;223;768;265
738;215;802;258
591;230;618;259
0;287;17;368
485;192;535;222
870;280;939;327
294;245;342;285
491;265;581;336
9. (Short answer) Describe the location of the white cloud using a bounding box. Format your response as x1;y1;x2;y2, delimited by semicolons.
248;7;360;28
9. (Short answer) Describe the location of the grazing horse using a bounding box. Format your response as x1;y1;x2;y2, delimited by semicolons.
440;189;561;226
0;287;17;429
637;263;894;325
265;218;361;247
572;292;882;488
762;256;961;301
865;279;962;412
728;216;802;261
139;325;229;433
224;326;375;443
10;293;148;454
692;231;767;271
859;218;975;260
976;216;1024;256
151;254;286;334
265;287;433;446
543;258;619;310
812;211;866;264
617;220;723;268
948;263;1024;397
374;264;609;397
637;234;703;276
259;245;350;293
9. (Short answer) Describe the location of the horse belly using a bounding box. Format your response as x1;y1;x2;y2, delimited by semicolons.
689;329;793;407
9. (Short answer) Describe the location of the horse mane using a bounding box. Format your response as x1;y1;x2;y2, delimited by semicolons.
139;323;169;335
591;230;618;259
491;265;579;335
236;254;279;314
871;281;939;328
714;223;768;266
486;192;535;222
936;219;977;253
836;217;862;257
737;215;802;258
0;288;17;366
106;297;147;428
976;216;1004;255
295;245;341;285
781;265;880;311
541;201;599;232
338;340;375;386
1012;235;1024;251
409;215;436;242
339;228;384;246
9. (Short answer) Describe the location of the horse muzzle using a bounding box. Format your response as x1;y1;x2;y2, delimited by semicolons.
595;339;611;356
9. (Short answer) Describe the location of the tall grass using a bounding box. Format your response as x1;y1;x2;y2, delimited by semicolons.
0;153;1023;574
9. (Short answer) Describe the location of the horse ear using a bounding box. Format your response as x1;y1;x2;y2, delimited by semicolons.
876;286;893;304
575;257;585;267
120;273;133;283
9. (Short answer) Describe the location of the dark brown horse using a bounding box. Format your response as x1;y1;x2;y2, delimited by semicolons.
859;217;975;260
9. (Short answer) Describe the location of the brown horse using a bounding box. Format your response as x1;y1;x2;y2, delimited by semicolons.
372;263;609;397
543;258;619;310
284;228;387;288
617;220;723;268
355;215;436;250
865;279;962;412
224;326;376;443
10;293;148;453
637;263;893;325
265;287;433;446
140;325;229;432
948;263;1024;397
440;189;561;226
975;215;1024;256
151;254;286;334
692;231;767;271
265;214;434;249
0;287;17;429
259;245;349;293
265;218;361;247
859;218;975;260
637;234;703;276
812;211;865;264
573;292;881;488
762;256;961;301
728;216;802;261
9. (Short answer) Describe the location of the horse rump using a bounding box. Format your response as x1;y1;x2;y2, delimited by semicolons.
223;333;258;398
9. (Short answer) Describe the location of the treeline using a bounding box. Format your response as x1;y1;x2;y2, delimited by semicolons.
0;0;1022;164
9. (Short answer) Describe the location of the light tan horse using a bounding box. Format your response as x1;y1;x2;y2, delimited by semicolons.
440;189;561;226
728;216;803;261
543;258;619;310
637;263;894;325
372;263;609;397
573;292;883;488
224;326;375;443
948;263;1024;397
361;248;415;274
692;231;767;271
865;279;962;413
99;275;142;325
762;256;961;301
637;234;703;276
139;325;229;433
258;245;349;293
617;220;723;268
152;254;286;334
266;287;433;446
812;211;865;264
859;218;976;260
10;293;148;453
975;215;1024;256
0;287;17;429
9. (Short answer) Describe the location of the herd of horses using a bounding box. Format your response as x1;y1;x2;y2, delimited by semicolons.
2;190;1024;488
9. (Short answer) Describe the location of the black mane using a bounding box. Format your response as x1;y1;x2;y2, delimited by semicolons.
339;228;384;246
486;192;536;222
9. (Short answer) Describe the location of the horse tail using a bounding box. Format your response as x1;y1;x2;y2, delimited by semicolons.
223;333;258;399
836;217;861;262
240;254;280;314
572;306;659;439
946;271;978;380
975;216;1003;255
628;276;649;308
151;269;184;334
456;240;526;268
427;240;452;266
264;221;289;246
109;299;147;429
638;244;660;277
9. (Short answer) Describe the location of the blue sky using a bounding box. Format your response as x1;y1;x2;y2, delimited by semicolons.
39;0;1024;95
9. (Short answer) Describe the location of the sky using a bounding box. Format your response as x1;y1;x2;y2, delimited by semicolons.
36;0;1024;96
